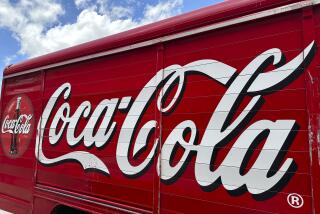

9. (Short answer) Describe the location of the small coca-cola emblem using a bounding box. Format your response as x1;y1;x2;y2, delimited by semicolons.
1;95;34;158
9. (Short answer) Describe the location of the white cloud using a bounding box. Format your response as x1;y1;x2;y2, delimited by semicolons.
32;8;137;56
74;0;87;7
109;6;134;19
0;0;64;28
74;0;92;9
144;0;183;23
0;0;64;57
3;55;16;66
0;0;184;58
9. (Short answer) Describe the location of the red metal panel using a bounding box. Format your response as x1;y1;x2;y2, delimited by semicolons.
0;72;43;212
0;1;319;214
35;45;159;213
159;8;314;213
303;4;320;214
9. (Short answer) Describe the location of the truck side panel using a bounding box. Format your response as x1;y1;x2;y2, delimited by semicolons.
159;9;314;214
35;45;160;213
0;2;320;214
0;72;42;213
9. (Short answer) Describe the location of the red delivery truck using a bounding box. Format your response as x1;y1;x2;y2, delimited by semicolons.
1;0;320;213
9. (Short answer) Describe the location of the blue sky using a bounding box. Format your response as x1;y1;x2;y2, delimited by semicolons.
0;0;223;78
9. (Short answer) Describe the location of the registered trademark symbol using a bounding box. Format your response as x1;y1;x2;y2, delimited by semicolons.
287;193;304;208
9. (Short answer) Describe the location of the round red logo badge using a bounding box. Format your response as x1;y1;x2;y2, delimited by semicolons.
1;95;34;158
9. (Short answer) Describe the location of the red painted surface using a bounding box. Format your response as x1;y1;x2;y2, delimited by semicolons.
0;1;320;214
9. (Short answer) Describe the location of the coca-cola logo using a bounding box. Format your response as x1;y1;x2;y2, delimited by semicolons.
1;95;34;158
36;41;316;199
